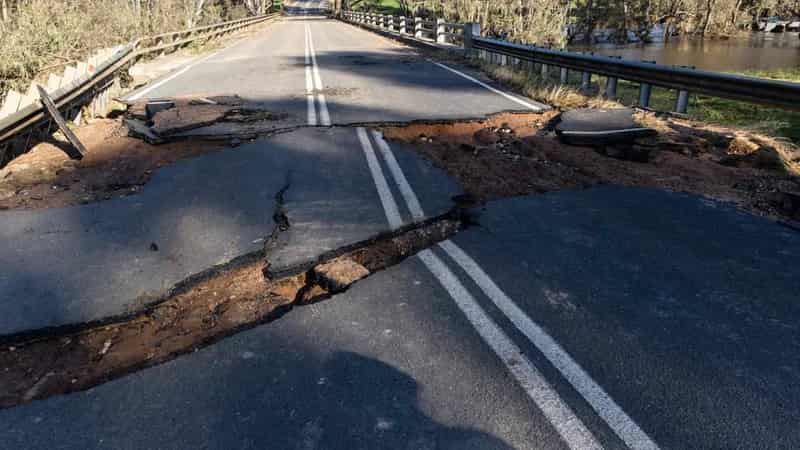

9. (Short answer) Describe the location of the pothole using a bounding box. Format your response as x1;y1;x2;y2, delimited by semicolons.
0;211;465;409
380;110;800;225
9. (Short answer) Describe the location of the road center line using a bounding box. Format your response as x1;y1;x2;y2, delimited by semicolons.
438;240;660;450
370;130;425;221
429;61;546;111
370;131;659;450
356;128;603;450
304;24;318;126
356;127;402;229
306;23;331;125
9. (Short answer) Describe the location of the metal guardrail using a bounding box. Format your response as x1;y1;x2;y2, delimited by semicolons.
0;11;281;165
469;36;800;112
342;11;463;45
341;11;800;114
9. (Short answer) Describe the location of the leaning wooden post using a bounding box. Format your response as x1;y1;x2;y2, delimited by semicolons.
36;85;85;160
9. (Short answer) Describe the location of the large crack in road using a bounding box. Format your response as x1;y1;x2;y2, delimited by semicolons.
0;204;466;409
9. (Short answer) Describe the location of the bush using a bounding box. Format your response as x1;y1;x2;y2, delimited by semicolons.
0;0;251;100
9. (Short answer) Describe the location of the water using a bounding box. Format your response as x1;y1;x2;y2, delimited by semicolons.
569;33;800;72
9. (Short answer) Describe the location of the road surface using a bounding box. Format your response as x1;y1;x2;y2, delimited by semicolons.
1;2;799;449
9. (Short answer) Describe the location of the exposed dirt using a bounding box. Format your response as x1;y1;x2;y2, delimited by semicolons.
0;119;226;210
382;110;800;225
0;213;463;409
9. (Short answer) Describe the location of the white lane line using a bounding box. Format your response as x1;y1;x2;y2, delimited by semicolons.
370;130;425;221
356;129;603;450
430;61;546;111
372;133;659;450
417;249;604;450
126;31;258;102
304;24;318;125
306;23;331;125
356;127;402;229
438;240;660;450
126;49;225;101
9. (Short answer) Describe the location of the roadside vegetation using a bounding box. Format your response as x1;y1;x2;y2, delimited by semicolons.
349;0;800;46
0;0;274;100
470;58;800;143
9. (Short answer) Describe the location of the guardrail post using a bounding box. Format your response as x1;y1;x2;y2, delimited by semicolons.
436;19;446;44
639;83;652;107
463;23;480;54
540;63;549;79
675;90;689;113
560;67;568;84
388;15;395;31
605;77;618;99
399;16;407;34
415;17;423;39
637;60;655;107
581;71;591;90
382;14;387;29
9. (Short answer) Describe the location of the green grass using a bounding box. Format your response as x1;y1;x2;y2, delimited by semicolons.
607;72;800;143
350;0;404;15
472;55;800;143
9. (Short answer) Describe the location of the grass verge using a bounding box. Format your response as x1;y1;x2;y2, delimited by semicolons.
469;56;800;144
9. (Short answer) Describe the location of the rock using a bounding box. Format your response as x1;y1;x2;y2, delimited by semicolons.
555;107;655;145
766;191;800;219
313;257;370;293
721;146;786;171
474;128;501;145
230;138;242;147
599;144;653;163
727;136;759;155
458;143;476;153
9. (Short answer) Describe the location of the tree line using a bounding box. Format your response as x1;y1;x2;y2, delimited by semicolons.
0;0;272;97
353;0;800;45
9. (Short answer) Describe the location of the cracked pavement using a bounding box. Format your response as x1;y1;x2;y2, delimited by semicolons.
1;2;800;449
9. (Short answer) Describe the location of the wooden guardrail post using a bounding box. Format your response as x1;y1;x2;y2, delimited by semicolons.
463;23;480;56
399;16;407;34
415;17;423;39
560;67;569;84
436;19;446;44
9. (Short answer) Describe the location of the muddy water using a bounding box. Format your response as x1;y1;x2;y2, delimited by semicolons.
569;33;800;72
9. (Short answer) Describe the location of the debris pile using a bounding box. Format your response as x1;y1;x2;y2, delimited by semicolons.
124;95;293;144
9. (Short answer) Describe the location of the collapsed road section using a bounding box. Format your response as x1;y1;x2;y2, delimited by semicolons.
0;211;465;409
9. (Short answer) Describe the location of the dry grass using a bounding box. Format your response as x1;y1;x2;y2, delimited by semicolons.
480;62;620;110
0;0;251;100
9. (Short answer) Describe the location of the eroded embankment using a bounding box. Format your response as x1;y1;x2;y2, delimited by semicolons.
381;110;800;225
0;212;464;409
0;96;294;211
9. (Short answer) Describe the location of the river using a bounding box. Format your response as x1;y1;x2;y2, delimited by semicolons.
569;32;800;72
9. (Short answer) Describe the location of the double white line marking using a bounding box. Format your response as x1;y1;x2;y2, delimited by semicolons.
304;23;330;126
356;127;659;450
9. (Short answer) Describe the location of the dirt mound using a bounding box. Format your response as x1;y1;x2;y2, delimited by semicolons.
0;119;225;210
381;111;800;225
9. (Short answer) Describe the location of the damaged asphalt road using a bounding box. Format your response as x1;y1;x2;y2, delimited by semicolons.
2;3;800;449
0;126;460;335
